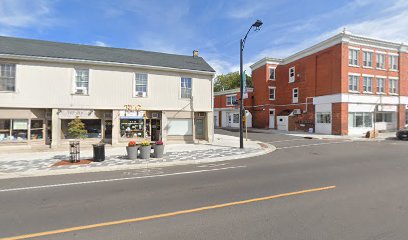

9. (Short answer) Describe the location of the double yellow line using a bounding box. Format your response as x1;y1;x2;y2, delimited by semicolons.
1;185;336;240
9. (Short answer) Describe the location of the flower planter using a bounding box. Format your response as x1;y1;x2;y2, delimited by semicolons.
153;144;164;158
126;146;139;160
139;145;151;159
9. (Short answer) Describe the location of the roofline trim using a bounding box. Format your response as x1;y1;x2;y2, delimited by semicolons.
214;88;253;96
0;53;216;76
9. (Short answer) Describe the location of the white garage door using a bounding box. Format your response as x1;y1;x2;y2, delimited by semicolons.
167;119;193;135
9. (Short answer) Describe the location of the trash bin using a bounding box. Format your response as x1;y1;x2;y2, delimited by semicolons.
93;143;105;162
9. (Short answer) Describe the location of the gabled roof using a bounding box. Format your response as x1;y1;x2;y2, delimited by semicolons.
0;36;215;73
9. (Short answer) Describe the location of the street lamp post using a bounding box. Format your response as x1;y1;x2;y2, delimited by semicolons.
239;20;263;149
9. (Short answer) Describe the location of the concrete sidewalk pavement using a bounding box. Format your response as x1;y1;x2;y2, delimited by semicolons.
0;134;275;179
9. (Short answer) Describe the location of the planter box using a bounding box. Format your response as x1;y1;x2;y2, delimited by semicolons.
153;144;164;158
139;145;151;159
126;146;139;160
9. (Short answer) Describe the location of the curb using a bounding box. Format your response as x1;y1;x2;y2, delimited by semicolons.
0;142;276;180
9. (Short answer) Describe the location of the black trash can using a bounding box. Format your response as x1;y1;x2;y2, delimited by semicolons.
92;143;105;162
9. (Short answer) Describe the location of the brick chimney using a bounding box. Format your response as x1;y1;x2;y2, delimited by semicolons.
193;50;199;58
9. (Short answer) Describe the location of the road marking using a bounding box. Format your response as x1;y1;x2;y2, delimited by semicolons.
0;185;336;240
0;166;246;193
267;138;307;143
276;141;352;150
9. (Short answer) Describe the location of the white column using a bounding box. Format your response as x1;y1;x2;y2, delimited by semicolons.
111;110;120;145
51;108;61;148
161;111;167;144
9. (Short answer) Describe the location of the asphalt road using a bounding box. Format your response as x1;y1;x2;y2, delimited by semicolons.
1;129;408;240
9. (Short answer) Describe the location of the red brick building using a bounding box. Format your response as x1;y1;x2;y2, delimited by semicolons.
213;88;253;128
250;31;408;135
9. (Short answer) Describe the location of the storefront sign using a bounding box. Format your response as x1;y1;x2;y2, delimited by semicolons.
13;120;28;130
120;110;145;119
377;105;397;112
59;109;96;119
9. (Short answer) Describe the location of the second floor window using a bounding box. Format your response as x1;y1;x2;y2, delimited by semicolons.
292;88;299;103
348;75;359;92
363;76;373;93
389;55;398;70
0;64;16;92
226;95;237;106
289;67;295;83
269;87;276;100
135;73;148;97
363;51;373;67
269;68;275;80
181;77;192;98
349;49;359;66
389;79;398;94
376;53;385;69
74;69;89;95
376;78;385;93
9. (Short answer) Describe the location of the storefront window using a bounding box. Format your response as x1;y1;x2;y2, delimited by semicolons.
62;119;101;139
0;119;11;141
406;111;408;126
349;112;372;128
12;119;28;140
30;119;44;140
375;113;393;123
316;113;331;124
120;119;144;138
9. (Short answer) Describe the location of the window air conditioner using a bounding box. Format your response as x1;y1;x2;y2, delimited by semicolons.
136;92;146;97
293;109;301;115
75;87;87;95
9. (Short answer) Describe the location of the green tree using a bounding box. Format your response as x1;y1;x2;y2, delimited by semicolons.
214;71;252;92
68;117;87;139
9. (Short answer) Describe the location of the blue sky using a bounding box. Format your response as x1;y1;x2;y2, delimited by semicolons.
1;0;408;74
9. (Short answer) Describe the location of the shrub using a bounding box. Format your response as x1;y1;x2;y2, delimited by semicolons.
155;140;164;145
128;141;137;147
141;140;150;146
68;117;87;139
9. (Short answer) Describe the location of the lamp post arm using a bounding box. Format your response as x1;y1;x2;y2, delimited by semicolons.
241;25;253;51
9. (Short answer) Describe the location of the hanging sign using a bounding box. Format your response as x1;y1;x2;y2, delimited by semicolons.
59;109;96;119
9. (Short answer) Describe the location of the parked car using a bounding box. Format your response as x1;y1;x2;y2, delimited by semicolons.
396;128;408;140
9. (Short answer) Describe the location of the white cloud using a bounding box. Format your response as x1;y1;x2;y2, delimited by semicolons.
0;0;53;28
94;41;109;47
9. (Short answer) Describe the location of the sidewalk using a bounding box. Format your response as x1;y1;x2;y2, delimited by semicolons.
0;134;275;179
250;128;397;141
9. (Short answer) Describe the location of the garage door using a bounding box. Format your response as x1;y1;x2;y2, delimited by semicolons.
167;119;193;136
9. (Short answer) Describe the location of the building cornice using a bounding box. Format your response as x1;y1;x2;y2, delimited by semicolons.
252;31;408;71
0;53;216;77
250;57;282;71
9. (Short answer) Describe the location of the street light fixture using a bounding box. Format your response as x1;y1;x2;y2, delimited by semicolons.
239;20;263;149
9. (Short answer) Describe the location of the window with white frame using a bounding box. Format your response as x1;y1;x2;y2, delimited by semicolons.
226;95;237;106
0;64;16;92
269;68;275;80
348;75;359;92
316;113;331;124
268;87;276;100
389;79;398;94
363;76;373;93
376;77;385;93
363;51;373;67
289;67;295;83
389;55;398;70
349;112;373;128
74;69;89;95
376;53;385;69
180;77;192;98
348;49;359;66
292;88;299;103
134;73;148;97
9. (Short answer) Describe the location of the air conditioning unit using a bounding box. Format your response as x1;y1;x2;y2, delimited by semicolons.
151;113;159;119
75;87;87;95
293;109;302;115
135;92;146;97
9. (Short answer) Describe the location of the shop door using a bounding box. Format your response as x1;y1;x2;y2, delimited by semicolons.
195;118;205;139
104;120;112;139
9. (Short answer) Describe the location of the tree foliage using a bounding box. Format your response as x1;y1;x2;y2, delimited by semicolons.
214;71;252;92
68;117;87;139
